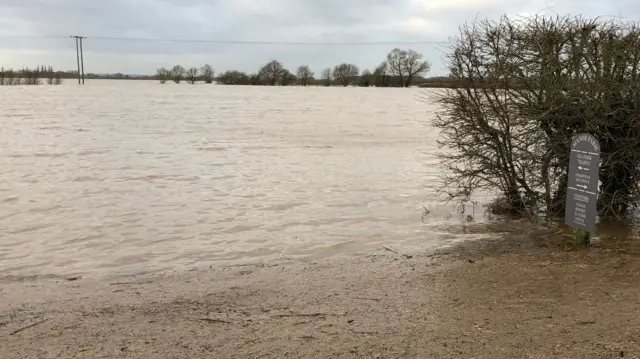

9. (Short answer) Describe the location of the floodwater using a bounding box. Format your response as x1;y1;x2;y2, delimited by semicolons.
0;81;493;278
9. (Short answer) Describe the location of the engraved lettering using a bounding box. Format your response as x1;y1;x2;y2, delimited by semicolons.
573;193;589;202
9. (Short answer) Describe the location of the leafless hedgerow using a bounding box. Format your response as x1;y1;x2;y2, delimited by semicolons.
1;66;61;85
359;69;373;87
21;67;41;85
249;73;261;85
432;15;640;220
217;70;250;85
7;70;17;85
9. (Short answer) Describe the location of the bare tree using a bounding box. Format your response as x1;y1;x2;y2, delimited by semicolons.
171;65;185;83
332;63;359;87
386;48;405;86
41;66;62;85
54;71;63;85
156;67;171;84
4;68;16;85
21;68;40;85
296;65;314;86
259;60;286;86
386;48;430;87
0;67;45;86
186;67;199;84
402;50;430;87
201;64;215;83
46;66;54;85
321;68;332;86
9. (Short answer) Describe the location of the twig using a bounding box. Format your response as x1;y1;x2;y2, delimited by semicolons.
109;280;153;286
293;320;315;325
421;206;430;223
598;288;614;298
198;317;231;324
350;297;382;302
578;320;596;325
10;319;47;335
273;313;342;318
381;246;398;254
351;330;379;335
24;348;46;353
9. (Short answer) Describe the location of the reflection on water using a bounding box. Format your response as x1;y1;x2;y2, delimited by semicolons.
0;81;524;278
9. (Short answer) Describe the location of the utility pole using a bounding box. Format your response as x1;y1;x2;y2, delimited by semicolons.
70;36;86;84
79;37;85;84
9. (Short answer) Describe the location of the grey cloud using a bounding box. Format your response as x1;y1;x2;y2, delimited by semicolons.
0;0;638;75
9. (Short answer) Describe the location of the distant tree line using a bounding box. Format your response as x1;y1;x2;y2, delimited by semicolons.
0;47;477;87
155;64;215;84
155;48;435;87
0;66;63;85
1;68;161;82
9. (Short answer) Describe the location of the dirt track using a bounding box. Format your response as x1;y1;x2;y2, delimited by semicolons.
2;236;640;358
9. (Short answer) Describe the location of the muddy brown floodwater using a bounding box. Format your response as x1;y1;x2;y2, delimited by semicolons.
2;81;640;358
1;81;493;279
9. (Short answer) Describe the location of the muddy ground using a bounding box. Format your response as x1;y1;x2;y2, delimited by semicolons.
1;228;640;358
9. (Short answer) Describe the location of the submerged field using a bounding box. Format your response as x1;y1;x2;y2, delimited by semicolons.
0;81;495;279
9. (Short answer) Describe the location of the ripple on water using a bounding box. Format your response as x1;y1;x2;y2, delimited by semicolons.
7;152;71;158
71;176;102;182
197;147;227;152
0;83;493;279
260;202;307;211
77;150;110;156
9;223;56;234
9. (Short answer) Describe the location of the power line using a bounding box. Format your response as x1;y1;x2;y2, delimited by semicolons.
0;35;447;45
0;35;68;39
88;36;448;45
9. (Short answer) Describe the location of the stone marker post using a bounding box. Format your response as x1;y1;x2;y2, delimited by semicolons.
564;133;601;245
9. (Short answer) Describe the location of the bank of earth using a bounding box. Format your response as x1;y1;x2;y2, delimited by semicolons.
2;227;639;358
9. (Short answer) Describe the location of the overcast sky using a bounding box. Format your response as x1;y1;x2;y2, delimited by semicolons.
0;0;634;76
